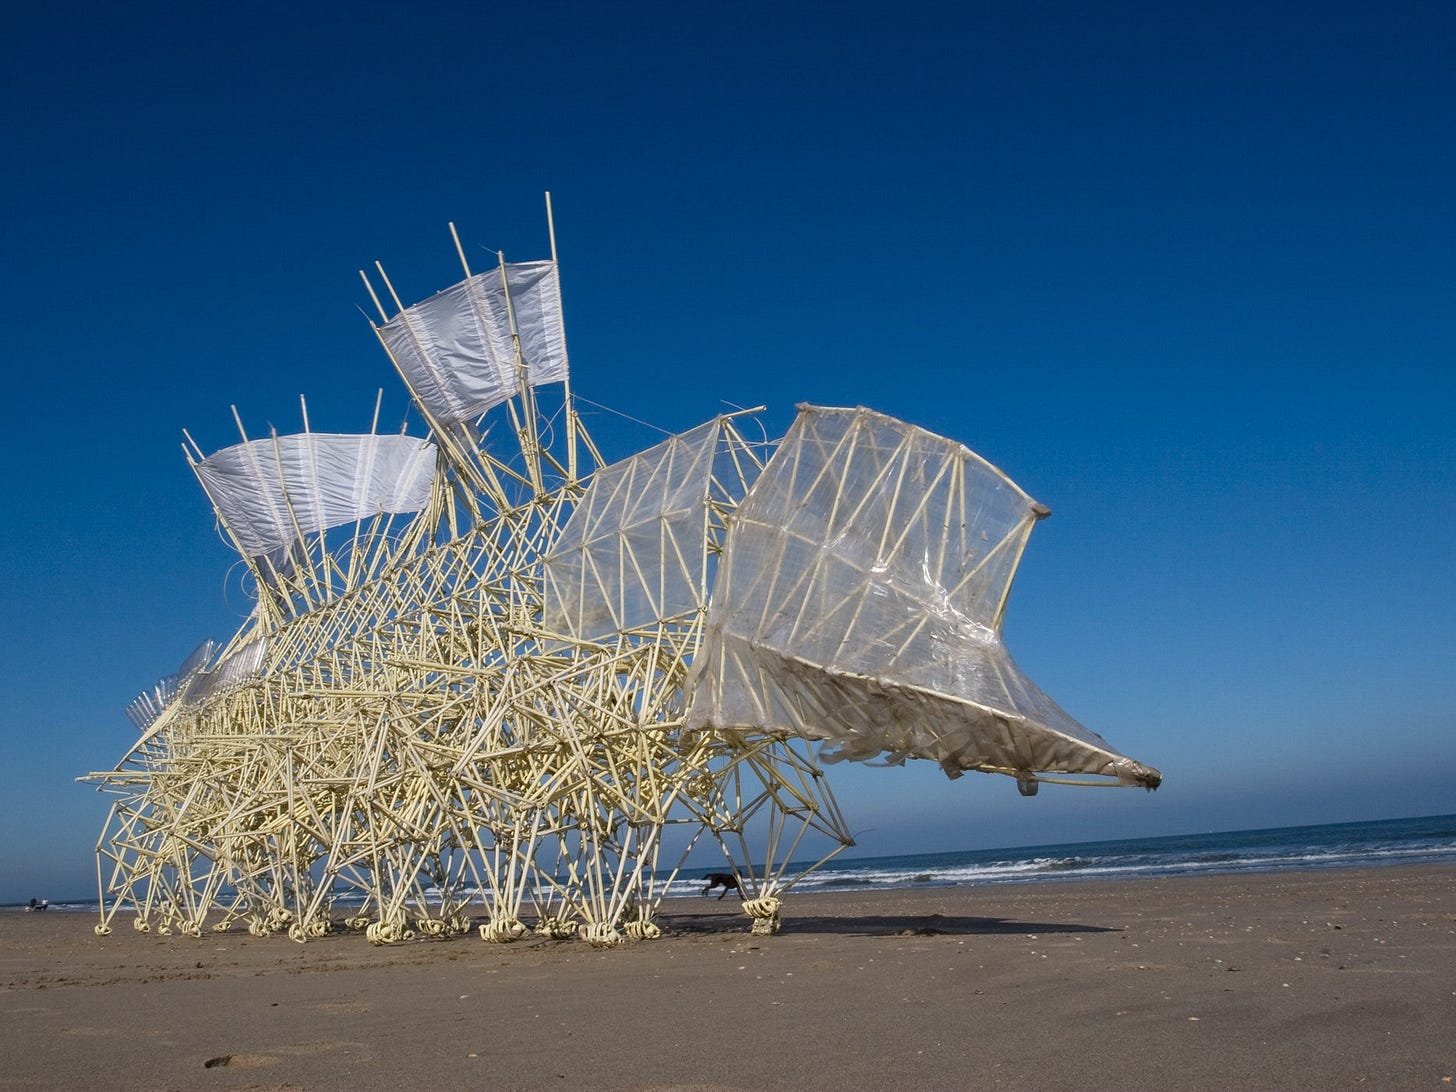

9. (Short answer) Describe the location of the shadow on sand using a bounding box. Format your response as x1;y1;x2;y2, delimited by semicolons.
659;906;1118;938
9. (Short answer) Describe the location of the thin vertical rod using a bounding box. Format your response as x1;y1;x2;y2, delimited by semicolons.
359;270;389;322
375;261;405;312
498;250;545;497
546;191;579;483
449;221;473;278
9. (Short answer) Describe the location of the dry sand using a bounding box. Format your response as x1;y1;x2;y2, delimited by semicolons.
2;865;1453;1090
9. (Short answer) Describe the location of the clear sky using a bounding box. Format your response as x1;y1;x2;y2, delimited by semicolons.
2;1;1452;903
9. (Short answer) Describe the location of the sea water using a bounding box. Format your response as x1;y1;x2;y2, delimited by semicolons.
662;813;1456;897
25;813;1454;912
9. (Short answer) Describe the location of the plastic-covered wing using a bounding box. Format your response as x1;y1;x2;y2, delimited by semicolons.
686;406;1160;787
376;260;568;425
542;419;759;643
124;639;219;731
181;637;268;707
194;433;437;558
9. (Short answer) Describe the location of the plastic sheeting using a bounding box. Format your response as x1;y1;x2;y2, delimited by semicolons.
124;640;219;731
194;433;437;558
686;406;1160;786
376;260;569;425
542;419;757;642
181;637;268;706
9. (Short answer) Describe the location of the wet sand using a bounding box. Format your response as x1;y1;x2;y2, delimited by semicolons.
2;865;1453;1090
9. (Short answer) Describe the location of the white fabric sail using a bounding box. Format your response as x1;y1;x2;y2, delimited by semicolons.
194;433;437;558
686;406;1160;787
376;259;569;425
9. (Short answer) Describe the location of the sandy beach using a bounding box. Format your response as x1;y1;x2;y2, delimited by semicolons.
2;865;1452;1090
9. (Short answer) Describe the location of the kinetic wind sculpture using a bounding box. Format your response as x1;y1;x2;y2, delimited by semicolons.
85;199;1160;946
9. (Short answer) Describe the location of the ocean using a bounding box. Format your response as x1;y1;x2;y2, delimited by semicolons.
662;812;1456;898
21;813;1454;912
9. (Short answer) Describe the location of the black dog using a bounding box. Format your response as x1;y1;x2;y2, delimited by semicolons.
702;872;741;900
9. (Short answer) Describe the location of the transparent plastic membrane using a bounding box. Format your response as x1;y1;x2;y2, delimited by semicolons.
543;420;739;642
688;405;1160;786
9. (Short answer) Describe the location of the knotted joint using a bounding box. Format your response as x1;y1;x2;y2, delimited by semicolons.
743;894;783;936
582;922;624;948
285;917;332;943
433;913;471;937
624;917;661;940
366;919;414;945
534;915;579;940
479;918;527;943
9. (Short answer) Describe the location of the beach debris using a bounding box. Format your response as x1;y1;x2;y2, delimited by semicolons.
82;200;1160;946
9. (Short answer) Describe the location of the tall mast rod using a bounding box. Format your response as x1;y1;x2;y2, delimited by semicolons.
231;406;306;608
366;246;506;515
267;427;327;611
181;428;205;463
498;250;545;497
450;223;537;505
374;261;405;312
359;270;389;323
546;191;579;484
344;388;388;592
449;221;472;278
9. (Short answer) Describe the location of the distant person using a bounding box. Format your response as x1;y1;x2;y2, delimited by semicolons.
27;898;37;911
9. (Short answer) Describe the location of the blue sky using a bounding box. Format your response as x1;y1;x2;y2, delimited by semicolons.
2;1;1452;902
